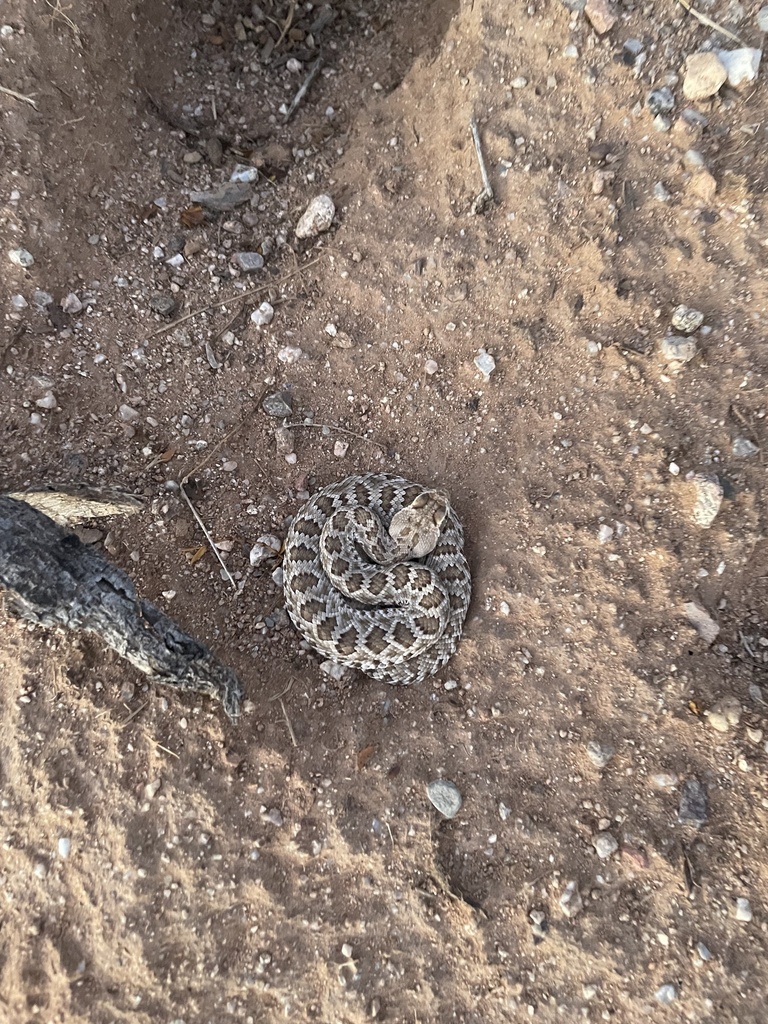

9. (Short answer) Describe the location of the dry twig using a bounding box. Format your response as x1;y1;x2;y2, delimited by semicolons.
675;0;745;44
284;57;323;122
0;85;38;109
144;256;326;341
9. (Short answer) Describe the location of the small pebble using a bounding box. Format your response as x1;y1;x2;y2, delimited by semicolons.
683;149;705;171
758;5;768;31
277;345;302;365
499;801;511;821
696;942;713;961
119;404;140;423
249;535;281;567
651;772;678;789
734;897;752;922
189;182;252;212
35;392;56;410
11;294;27;310
586;741;614;768
232;252;264;273
562;43;579;58
261;807;284;826
511;75;528;88
684;601;719;644
671;305;704;334
659;335;697;366
229;164;260;183
706;696;741;732
646;86;675;116
149;294;177;317
295;194;335;239
732;436;759;458
341;942;353;959
8;248;34;268
597;524;614;545
678;778;708;826
61;292;83;314
474;348;496;381
683;52;727;100
687;473;723;529
250;301;274;327
262;391;292;418
592;833;618;859
655;984;677;1006
57;837;71;859
427;779;463;819
334;440;349;458
716;48;761;89
559;880;583;918
585;0;616;34
424;359;438;375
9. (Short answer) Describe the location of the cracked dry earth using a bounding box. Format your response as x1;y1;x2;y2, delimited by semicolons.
2;0;768;1021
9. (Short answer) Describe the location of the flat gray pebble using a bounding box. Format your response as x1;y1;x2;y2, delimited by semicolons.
586;741;614;768
678;778;708;826
655;984;677;1005
262;392;293;418
592;833;618;859
735;897;753;922
427;779;463;819
189;182;252;211
149;294;178;317
732;436;759;458
646;87;674;115
671;304;704;334
233;251;264;272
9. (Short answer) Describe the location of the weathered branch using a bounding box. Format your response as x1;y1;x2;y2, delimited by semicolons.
0;496;242;718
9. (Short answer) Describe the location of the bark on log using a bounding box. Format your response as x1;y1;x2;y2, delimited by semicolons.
0;496;242;718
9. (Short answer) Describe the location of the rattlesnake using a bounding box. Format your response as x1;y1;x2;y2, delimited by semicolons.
283;473;471;684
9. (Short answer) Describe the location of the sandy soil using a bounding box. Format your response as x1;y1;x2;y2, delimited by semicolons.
2;0;768;1021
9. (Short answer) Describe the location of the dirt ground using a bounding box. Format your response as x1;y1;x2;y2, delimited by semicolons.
2;0;768;1020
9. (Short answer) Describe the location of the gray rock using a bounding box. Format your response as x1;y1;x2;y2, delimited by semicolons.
233;251;264;272
592;833;618;859
688;473;723;529
660;335;697;365
683;52;728;100
189;182;252;212
250;301;274;327
32;289;54;309
683;150;705;171
735;897;753;922
655;985;677;1006
474;348;496;381
671;305;704;334
119;404;140;423
696;941;713;961
559;880;583;918
262;392;293;418
261;807;284;826
684;601;719;644
678;778;708;826
8;247;34;268
716;48;761;88
149;294;178;317
249;534;281;566
427;779;463;819
758;6;768;31
647;87;675;115
11;293;27;310
732;436;759;458
61;292;83;314
586;741;614;768
295;194;335;239
654;182;671;202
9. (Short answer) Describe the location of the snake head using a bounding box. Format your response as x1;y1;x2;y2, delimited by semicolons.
388;489;449;558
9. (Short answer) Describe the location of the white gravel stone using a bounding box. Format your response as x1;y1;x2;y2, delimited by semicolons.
427;779;463;819
119;404;140;423
277;345;302;364
592;833;618;859
57;837;71;859
295;194;335;238
732;436;759;458
688;473;723;528
8;247;34;267
671;305;704;334
655;984;677;1005
716;48;761;88
61;292;83;314
474;348;496;381
659;335;697;366
250;301;274;326
35;392;57;410
249;534;281;566
559;880;583;918
758;6;768;31
735;897;753;922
